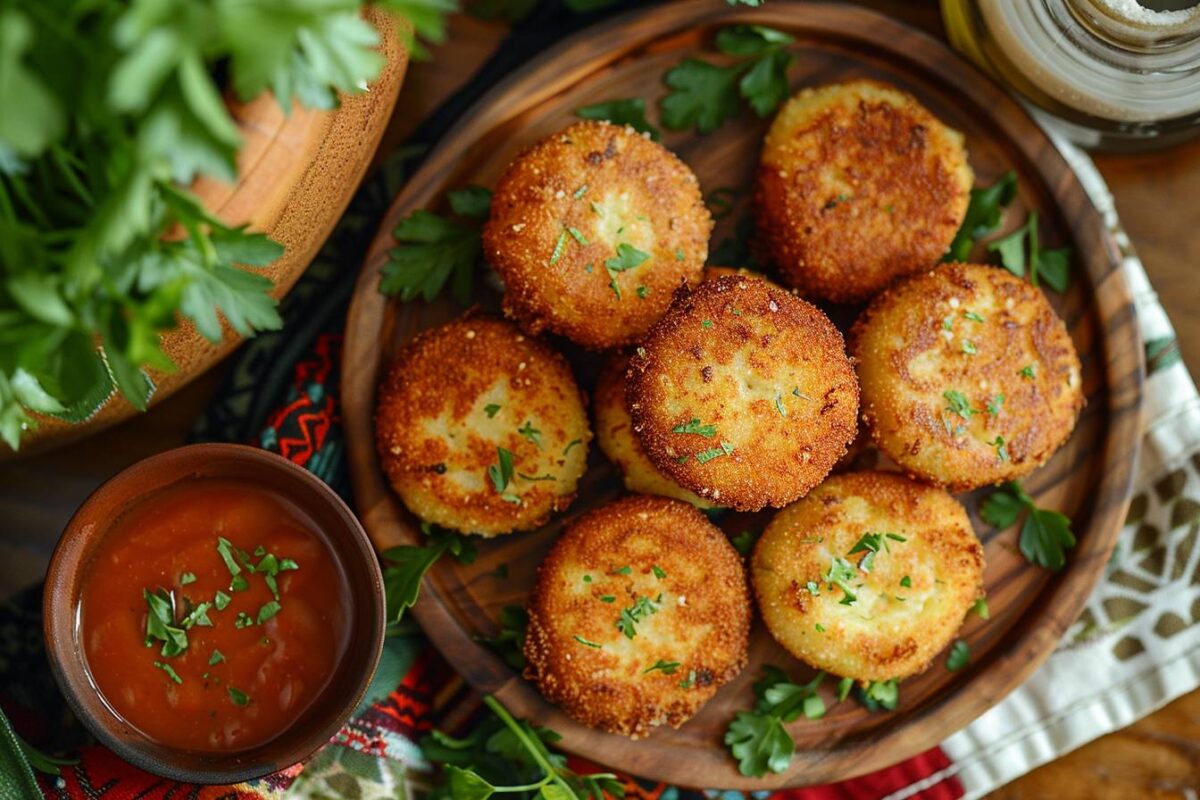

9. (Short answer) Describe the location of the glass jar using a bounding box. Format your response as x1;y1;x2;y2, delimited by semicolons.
942;0;1200;151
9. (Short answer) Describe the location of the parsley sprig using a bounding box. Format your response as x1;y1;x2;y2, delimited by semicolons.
380;522;477;626
423;695;624;800
576;98;661;140
661;25;795;134
380;186;492;305
724;666;829;777
0;1;452;450
980;481;1076;570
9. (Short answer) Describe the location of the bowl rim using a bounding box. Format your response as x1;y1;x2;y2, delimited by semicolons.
43;443;386;785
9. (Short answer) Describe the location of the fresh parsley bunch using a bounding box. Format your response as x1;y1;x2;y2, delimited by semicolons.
0;0;453;449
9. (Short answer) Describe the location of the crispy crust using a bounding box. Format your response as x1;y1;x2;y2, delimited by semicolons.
375;313;591;536
626;275;859;511
483;120;712;349
851;263;1083;492
524;495;750;737
752;471;984;682
594;352;716;508
755;79;972;303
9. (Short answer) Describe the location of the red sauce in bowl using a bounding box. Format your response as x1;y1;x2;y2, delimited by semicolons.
79;477;351;752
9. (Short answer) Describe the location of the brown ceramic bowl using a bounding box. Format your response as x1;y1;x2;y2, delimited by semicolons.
44;444;386;784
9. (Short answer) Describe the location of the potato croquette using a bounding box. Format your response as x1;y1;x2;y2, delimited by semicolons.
755;80;973;303
626;275;859;511
524;495;750;737
375;314;590;536
483;121;712;349
852;262;1083;492
594;353;716;509
752;471;984;682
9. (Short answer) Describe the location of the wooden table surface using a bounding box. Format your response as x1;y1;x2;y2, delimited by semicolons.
2;2;1197;797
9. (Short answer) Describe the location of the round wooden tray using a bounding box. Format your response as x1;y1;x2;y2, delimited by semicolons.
342;1;1144;789
10;9;407;458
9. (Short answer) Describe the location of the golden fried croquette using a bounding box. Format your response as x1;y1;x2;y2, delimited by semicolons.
755;80;973;303
703;265;770;284
375;314;590;536
752;471;984;682
524;495;750;737
594;352;716;509
483;121;712;349
626;275;859;511
852;262;1083;492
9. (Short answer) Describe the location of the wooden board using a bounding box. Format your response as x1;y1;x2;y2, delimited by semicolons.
341;1;1144;789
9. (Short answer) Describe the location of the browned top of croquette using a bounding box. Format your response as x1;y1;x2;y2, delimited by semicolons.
375;313;590;536
755;79;972;303
483;121;711;349
752;471;984;682
523;494;750;738
625;275;859;511
851;262;1083;492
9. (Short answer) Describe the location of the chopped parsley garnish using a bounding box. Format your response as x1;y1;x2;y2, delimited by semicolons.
573;183;589;199
702;319;714;329
582;574;592;583
679;670;697;689
144;588;188;658
609;565;632;576
988;435;1010;463
517;472;556;482
229;574;249;592
181;601;213;629
573;635;602;649
227;687;250;707
154;661;183;685
234;612;254;629
652;565;667;579
837;677;855;702
672;418;717;437
636;285;649;299
823;557;858;606
616;595;661;639
216;537;243;577
566;226;588;246
944;390;977;420
1020;364;1037;379
963;310;985;323
792;387;812;401
986;394;1005;416
815;624;825;633
603;243;651;299
256;601;281;625
900;575;912;588
861;679;900;711
945;639;970;671
676;248;685;261
208;649;225;666
696;441;735;464
805;581;820;596
180;572;196;586
563;439;582;455
487;446;519;503
644;659;681;675
962;340;977;355
214;590;231;611
484;403;501;418
774;393;787;418
599;595;616;603
517;420;542;448
943;314;954;332
981;481;1075;570
973;598;990;619
548;230;568;266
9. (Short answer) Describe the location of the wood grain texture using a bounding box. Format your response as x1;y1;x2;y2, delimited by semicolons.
10;9;408;458
341;0;1144;789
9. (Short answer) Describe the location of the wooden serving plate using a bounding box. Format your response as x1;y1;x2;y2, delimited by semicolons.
342;1;1143;789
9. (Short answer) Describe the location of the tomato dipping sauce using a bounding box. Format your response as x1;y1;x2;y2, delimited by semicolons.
79;476;351;752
